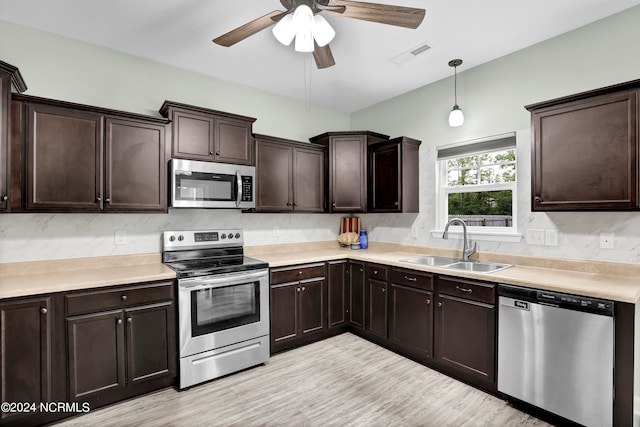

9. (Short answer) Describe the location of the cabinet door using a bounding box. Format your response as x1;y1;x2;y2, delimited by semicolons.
330;136;366;212
214;117;253;165
532;90;639;210
255;139;293;212
348;262;365;329
125;302;175;386
369;142;401;212
366;278;388;339
67;310;125;400
0;297;51;423
389;283;433;359
435;294;495;385
171;110;215;161
26;104;103;211
0;71;8;211
270;282;299;346
104;118;167;212
299;278;326;336
327;260;348;329
293;146;325;212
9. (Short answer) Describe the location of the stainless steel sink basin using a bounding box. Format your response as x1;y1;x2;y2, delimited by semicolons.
401;256;460;266
445;261;512;273
401;256;512;273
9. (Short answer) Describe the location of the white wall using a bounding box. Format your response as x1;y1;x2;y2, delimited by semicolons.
2;7;640;264
353;5;640;265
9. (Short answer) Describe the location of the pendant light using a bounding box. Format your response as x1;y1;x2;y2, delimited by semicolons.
448;59;464;127
272;5;336;53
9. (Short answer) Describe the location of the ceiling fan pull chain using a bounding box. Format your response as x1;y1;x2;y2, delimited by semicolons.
304;54;312;112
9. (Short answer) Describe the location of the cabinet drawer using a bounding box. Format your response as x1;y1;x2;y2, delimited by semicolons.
438;276;495;305
270;263;326;284
66;281;174;316
390;268;433;291
366;264;388;281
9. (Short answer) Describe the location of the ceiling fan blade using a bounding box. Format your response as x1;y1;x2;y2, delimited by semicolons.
213;10;287;47
313;42;336;69
326;0;425;29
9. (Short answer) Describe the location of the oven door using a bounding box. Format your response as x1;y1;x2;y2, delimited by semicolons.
178;269;269;358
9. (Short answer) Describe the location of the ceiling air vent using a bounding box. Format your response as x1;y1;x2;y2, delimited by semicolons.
390;42;431;65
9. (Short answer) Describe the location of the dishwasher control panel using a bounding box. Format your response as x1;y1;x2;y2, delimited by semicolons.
499;284;614;316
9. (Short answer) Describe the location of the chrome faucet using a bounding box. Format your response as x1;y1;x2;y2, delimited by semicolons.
442;218;477;260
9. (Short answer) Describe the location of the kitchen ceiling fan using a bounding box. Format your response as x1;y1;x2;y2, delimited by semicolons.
212;0;426;69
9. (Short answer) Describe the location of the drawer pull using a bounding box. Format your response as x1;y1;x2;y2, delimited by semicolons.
456;286;473;293
117;318;123;325
426;299;431;305
121;295;128;301
301;286;306;291
298;271;303;275
381;288;386;293
40;307;48;314
127;317;132;323
373;270;378;275
404;276;417;282
438;302;442;307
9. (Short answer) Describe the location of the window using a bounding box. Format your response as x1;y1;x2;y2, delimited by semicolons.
437;133;517;233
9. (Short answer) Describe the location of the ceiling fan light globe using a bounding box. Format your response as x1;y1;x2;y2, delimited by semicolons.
272;14;296;45
294;30;314;52
312;15;335;47
448;106;464;127
293;4;314;31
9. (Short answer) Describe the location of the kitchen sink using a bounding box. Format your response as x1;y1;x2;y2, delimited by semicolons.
401;256;512;273
445;261;512;273
401;255;460;266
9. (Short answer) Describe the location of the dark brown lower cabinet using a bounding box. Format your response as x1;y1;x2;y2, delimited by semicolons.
270;263;327;353
327;260;348;330
65;281;176;408
435;276;496;390
0;297;52;425
365;263;389;340
347;261;365;330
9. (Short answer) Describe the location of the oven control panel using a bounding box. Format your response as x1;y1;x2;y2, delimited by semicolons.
163;229;244;250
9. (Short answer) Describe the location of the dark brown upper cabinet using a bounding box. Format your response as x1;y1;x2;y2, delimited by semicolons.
526;80;640;211
0;60;27;213
160;101;256;165
309;131;389;213
255;134;325;213
368;136;421;213
14;94;169;213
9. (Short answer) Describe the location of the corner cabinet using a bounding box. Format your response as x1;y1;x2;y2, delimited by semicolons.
526;80;640;211
159;100;256;165
255;134;325;212
0;60;27;212
368;137;421;213
309;131;389;213
12;95;169;213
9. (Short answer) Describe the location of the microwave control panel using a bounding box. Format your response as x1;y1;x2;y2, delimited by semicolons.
241;176;253;202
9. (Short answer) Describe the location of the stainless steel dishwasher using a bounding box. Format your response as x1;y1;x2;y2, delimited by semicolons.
498;284;614;427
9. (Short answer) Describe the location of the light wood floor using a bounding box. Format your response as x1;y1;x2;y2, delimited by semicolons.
56;333;552;426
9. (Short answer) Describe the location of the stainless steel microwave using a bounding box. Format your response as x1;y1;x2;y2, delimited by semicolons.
170;159;255;209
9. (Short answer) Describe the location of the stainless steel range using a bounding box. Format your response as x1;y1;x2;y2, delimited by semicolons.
162;229;269;389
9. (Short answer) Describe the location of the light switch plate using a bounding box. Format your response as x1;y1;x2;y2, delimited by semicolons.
114;230;127;245
526;229;545;246
410;226;419;239
545;229;558;246
600;232;614;249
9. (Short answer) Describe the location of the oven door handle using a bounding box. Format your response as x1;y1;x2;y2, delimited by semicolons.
236;170;242;207
179;270;267;290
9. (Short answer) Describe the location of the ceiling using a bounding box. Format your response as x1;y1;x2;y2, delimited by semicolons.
1;0;639;112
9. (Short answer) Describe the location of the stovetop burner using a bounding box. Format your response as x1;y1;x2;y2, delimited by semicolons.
162;229;268;279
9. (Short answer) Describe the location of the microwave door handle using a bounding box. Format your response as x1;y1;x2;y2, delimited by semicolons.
236;170;242;207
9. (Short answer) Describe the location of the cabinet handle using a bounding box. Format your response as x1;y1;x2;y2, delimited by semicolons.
381;288;386;293
287;202;293;206
298;271;303;275
534;196;543;203
456;286;473;293
121;295;128;301
209;151;214;155
96;197;102;202
332;203;336;208
373;270;378;275
117;318;123;324
301;286;306;291
438;302;442;307
127;317;132;323
404;275;417;282
1;195;8;201
426;299;431;305
293;202;298;207
215;151;221;156
40;307;48;314
105;198;111;203
360;268;363;272
394;201;398;207
297;287;301;292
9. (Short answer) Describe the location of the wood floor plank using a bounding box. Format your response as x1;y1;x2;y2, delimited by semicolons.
54;333;552;426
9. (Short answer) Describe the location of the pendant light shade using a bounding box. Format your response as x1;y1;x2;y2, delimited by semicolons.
448;59;464;127
272;5;335;52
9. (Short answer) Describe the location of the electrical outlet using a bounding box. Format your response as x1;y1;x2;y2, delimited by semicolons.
526;229;545;246
545;229;559;246
114;230;127;245
410;226;419;239
272;226;280;237
600;232;614;249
